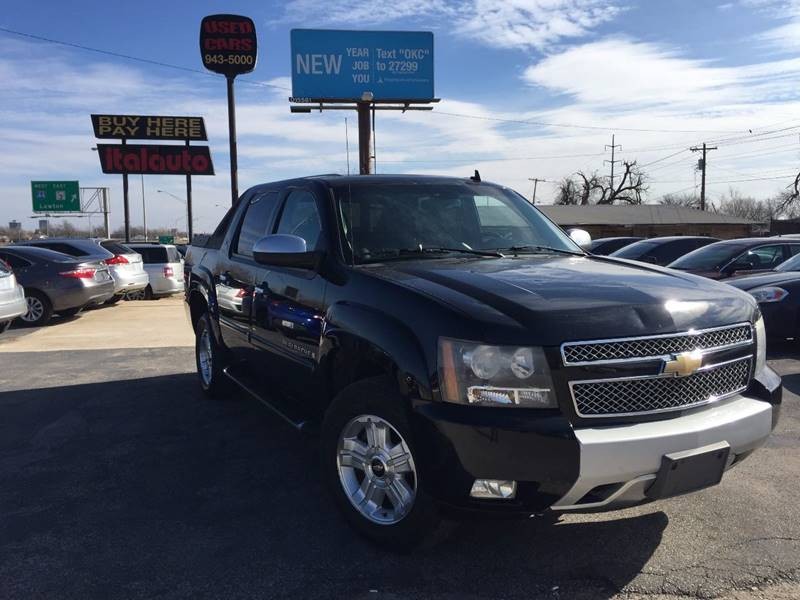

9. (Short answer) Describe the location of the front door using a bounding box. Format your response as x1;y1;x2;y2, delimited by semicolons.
250;188;328;403
216;190;280;359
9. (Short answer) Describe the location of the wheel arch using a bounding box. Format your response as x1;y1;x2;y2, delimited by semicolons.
320;302;433;414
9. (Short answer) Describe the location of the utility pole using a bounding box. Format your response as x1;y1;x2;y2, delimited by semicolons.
690;143;718;211
528;177;546;204
605;134;622;192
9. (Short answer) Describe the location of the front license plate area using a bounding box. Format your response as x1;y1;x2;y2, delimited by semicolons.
646;441;730;500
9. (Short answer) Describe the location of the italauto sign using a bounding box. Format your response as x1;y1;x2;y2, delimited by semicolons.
200;14;257;77
96;144;215;176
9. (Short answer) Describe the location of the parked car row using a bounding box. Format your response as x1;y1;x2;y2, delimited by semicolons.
589;234;800;340
0;240;184;330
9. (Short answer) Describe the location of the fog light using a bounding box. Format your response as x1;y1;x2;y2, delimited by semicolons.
470;479;517;499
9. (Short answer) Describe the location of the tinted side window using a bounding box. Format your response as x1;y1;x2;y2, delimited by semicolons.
789;244;800;256
101;241;132;255
0;253;31;269
236;192;280;257
276;190;322;250
36;242;87;257
732;244;783;269
205;203;240;250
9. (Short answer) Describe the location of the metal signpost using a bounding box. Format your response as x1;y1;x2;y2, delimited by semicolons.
200;14;258;206
31;181;80;212
289;29;437;174
90;114;211;242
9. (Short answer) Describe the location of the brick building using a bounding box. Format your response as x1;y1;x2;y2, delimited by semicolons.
538;205;760;240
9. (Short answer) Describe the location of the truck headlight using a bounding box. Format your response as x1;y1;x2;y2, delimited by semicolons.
755;316;767;375
748;286;788;303
438;338;556;407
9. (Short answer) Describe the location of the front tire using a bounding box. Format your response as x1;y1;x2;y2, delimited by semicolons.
321;376;439;550
19;290;53;327
195;312;229;398
0;320;10;335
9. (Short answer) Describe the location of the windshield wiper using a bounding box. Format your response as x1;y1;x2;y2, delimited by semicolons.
361;246;504;263
497;245;584;257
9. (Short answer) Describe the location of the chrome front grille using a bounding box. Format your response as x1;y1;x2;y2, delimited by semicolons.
571;357;751;418
561;323;752;365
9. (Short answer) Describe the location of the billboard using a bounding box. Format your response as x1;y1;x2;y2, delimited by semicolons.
200;14;257;77
96;144;215;176
31;181;80;212
91;114;207;141
290;29;434;102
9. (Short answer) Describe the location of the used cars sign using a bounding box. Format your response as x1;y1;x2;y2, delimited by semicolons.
96;144;215;176
91;114;207;141
200;14;257;77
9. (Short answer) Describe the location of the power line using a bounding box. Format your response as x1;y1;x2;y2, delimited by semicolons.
0;26;290;91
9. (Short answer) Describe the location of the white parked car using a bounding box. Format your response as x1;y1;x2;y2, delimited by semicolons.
0;258;26;334
125;243;184;300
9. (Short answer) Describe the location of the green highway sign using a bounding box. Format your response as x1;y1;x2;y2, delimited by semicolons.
31;181;80;212
158;235;175;244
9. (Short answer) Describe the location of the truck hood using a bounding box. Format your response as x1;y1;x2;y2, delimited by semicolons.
364;255;756;344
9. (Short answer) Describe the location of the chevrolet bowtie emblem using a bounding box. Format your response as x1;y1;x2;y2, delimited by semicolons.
662;351;703;377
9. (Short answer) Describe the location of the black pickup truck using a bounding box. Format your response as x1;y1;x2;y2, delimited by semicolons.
184;174;781;548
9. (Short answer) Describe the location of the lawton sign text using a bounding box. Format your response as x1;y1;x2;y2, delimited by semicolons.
96;144;215;175
91;114;208;141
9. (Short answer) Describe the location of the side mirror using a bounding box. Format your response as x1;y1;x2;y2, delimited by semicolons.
253;234;323;270
567;228;592;249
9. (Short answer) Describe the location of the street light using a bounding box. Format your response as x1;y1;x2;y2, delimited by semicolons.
157;189;185;204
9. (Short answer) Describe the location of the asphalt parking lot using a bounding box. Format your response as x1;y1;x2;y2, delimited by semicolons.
0;299;798;600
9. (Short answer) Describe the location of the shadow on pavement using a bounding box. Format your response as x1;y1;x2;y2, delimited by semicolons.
0;373;666;599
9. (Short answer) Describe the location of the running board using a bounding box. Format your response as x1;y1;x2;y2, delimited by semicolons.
222;365;316;434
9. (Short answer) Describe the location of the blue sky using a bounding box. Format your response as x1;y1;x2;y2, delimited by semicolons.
3;0;800;232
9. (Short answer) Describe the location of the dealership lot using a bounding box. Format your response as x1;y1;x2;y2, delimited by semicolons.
0;300;798;600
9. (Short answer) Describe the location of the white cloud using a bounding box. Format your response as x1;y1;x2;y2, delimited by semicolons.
276;0;621;50
522;38;800;110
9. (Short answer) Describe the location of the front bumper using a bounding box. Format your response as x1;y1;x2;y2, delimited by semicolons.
413;371;780;515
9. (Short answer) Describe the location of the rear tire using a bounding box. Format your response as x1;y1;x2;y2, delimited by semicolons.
195;311;230;398
19;290;53;327
143;285;153;300
321;376;440;550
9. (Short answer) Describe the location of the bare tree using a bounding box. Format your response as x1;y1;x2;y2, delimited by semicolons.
659;192;701;209
555;161;647;205
717;188;774;221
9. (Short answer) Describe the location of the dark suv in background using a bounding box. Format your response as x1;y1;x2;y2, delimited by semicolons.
184;175;781;548
669;238;800;279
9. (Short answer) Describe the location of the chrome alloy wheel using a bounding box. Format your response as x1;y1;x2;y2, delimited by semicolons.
125;289;146;301
198;327;213;386
22;296;44;323
337;414;417;525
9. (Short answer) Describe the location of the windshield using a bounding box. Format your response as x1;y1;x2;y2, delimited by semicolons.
334;182;580;264
611;240;658;259
776;253;800;272
670;242;749;271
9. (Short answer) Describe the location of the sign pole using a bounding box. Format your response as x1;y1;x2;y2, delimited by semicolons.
357;101;372;175
103;187;111;238
186;140;193;243
226;75;239;205
121;138;130;243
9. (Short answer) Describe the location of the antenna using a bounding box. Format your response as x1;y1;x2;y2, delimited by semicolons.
470;170;481;182
345;117;351;175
